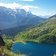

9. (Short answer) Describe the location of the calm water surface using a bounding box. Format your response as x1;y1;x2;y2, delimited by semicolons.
11;42;56;56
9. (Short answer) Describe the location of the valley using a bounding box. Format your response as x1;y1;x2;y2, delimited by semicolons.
2;14;56;56
0;3;56;56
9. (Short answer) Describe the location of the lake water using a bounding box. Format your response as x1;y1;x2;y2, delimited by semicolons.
11;42;56;56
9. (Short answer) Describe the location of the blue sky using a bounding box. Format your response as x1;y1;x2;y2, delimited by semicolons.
0;0;56;16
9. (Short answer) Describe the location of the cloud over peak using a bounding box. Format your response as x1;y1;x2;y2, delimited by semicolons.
0;3;39;11
0;2;52;16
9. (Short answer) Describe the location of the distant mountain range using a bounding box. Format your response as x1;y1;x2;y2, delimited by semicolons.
49;14;56;18
0;6;45;30
0;6;47;35
0;7;56;43
1;6;56;36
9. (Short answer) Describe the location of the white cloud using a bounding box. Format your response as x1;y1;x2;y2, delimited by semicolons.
0;2;54;16
0;3;21;9
0;3;39;11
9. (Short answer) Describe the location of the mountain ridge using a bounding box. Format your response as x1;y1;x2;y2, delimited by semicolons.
0;6;45;30
15;14;56;43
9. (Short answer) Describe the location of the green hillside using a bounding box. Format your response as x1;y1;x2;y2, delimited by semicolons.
15;16;56;43
1;15;56;56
